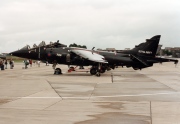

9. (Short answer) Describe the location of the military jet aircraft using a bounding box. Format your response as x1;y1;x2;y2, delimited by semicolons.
10;35;178;76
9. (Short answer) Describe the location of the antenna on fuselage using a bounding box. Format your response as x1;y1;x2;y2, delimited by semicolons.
92;47;95;54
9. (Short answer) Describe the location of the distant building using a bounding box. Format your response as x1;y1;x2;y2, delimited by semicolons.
156;45;163;55
171;47;180;58
160;46;180;58
2;53;9;56
164;47;172;52
172;47;180;50
0;53;6;59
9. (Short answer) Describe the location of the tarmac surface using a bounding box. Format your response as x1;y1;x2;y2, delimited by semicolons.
0;61;180;124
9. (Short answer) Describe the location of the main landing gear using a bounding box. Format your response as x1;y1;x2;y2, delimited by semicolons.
90;68;97;75
54;65;106;76
90;68;100;77
90;64;106;77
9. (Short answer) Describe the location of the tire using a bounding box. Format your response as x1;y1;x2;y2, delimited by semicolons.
100;67;106;73
90;68;97;75
54;68;62;75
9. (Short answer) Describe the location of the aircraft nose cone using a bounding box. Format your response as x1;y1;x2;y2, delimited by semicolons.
8;52;13;56
9;49;28;58
9;50;19;56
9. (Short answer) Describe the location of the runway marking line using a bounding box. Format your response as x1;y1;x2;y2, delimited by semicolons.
0;92;180;99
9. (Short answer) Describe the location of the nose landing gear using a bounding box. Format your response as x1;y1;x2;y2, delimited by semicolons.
54;68;62;75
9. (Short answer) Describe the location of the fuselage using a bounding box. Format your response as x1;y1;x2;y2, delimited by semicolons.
9;35;178;71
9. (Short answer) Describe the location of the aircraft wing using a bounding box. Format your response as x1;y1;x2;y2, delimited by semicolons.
131;54;149;66
71;49;108;63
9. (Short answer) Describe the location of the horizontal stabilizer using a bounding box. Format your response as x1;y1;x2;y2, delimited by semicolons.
154;57;179;64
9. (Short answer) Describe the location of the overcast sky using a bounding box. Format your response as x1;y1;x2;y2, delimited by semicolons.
0;0;180;53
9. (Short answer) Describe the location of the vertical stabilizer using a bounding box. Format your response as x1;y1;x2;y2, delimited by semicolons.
132;35;161;57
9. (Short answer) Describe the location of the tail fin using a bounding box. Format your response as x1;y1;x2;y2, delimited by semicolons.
132;35;161;57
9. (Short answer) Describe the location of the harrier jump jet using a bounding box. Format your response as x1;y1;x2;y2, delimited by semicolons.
10;35;178;76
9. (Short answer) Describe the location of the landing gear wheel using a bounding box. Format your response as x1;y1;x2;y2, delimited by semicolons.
90;68;97;75
54;68;62;75
100;67;106;73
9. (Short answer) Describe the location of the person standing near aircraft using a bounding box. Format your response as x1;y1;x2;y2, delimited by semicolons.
23;59;29;69
37;60;40;67
9;59;13;69
12;60;14;68
29;59;32;67
0;60;4;70
46;61;48;66
5;59;7;69
52;60;57;70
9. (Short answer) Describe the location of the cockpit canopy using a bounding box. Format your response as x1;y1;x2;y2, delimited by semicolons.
38;41;46;47
19;41;67;50
20;45;31;50
33;44;37;48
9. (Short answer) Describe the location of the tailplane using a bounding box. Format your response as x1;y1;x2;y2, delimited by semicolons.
132;35;161;57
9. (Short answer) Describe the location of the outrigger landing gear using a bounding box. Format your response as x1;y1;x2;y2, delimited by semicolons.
54;68;62;75
96;71;100;77
96;64;101;77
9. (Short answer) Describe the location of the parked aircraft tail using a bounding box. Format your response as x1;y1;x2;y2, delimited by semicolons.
132;35;161;57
